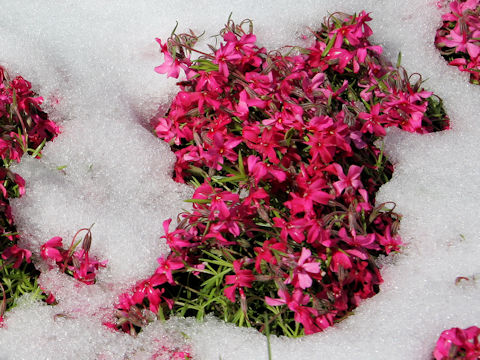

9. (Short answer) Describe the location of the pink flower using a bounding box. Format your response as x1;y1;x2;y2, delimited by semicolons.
161;219;192;250
153;117;175;143
1;245;31;268
195;70;225;92
440;28;480;58
132;274;169;313
442;0;479;22
377;225;402;254
243;126;282;164
285;177;333;216
338;227;379;259
265;289;319;334
332;164;363;195
285;247;321;289
358;103;387;136
209;190;240;220
247;155;286;185
204;132;242;170
154;38;190;78
40;236;64;262
69;249;107;285
330;250;352;272
273;217;306;243
325;48;353;73
253;238;286;273
213;41;242;78
235;90;268;119
305;131;336;164
224;260;255;302
13;174;25;196
155;255;184;284
433;326;480;360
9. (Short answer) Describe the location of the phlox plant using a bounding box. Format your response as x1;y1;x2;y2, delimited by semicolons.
0;66;60;322
112;12;449;339
435;0;480;84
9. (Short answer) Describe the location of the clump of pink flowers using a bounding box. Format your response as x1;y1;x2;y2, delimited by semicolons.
433;326;480;359
112;12;449;337
40;226;107;286
0;65;60;321
435;0;480;84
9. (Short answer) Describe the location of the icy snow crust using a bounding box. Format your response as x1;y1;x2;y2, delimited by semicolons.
0;1;479;359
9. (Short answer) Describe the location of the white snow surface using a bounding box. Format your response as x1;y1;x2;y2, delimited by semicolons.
0;1;479;359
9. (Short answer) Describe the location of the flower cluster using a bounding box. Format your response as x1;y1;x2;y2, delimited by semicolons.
433;326;480;359
0;66;59;321
40;227;107;286
113;13;449;337
435;0;480;84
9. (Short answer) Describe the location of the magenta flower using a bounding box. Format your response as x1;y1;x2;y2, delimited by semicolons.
306;218;335;247
338;227;379;260
285;247;321;289
247;155;286;184
441;28;480;58
332;164;363;195
40;236;64;262
13;173;25;196
132;274;169;313
243;126;282;164
153;117;175;144
1;245;31;268
285;176;333;216
235;90;268;119
224;260;255;302
253;238;287;273
223;31;259;66
305;131;336;164
273;217;306;243
325;48;354;73
154;38;190;78
377;224;402;254
265;289;319;334
70;249;107;284
161;219;192;250
209;191;240;220
442;0;479;22
358;103;387;136
245;71;273;95
204;132;242;170
195;70;225;92
110;11;450;337
433;326;480;360
330;250;352;272
156;255;184;284
213;42;241;78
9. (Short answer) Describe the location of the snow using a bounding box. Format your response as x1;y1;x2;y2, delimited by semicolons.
0;0;479;359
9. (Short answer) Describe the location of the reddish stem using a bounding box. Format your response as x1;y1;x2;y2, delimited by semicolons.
61;227;91;272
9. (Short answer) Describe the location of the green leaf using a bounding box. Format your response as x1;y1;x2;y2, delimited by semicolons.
212;174;246;184
321;33;337;57
191;59;219;72
29;138;46;158
184;198;211;204
238;151;245;176
188;165;208;178
284;127;296;146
